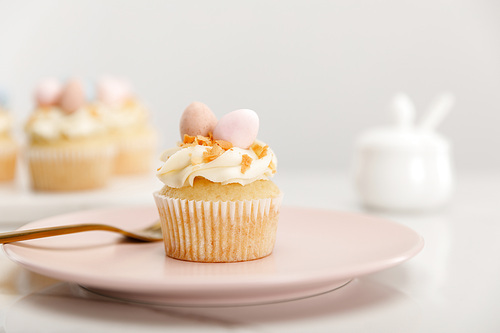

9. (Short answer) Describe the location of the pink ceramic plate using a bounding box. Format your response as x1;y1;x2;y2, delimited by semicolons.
3;206;423;306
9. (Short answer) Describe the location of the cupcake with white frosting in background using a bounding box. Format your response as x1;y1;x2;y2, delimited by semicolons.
25;77;115;191
0;89;18;182
96;76;157;175
154;102;282;263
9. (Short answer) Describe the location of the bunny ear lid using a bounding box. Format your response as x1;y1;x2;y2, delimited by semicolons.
418;92;455;132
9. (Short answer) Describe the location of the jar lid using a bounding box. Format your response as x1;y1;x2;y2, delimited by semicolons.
357;127;450;152
356;93;453;153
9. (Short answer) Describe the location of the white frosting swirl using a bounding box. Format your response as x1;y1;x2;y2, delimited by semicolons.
156;141;277;188
0;109;13;135
26;106;107;141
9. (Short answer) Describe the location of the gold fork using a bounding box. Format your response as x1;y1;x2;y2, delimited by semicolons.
0;221;163;244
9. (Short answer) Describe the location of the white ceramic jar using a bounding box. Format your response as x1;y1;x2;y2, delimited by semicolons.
353;127;454;212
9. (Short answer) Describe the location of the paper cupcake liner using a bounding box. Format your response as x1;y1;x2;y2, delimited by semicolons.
26;145;115;191
154;192;283;263
0;143;17;156
26;145;116;161
113;131;157;175
0;144;17;181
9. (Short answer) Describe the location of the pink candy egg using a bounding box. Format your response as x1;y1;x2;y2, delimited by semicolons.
59;79;85;114
35;78;62;107
97;76;132;107
179;102;218;138
213;109;259;149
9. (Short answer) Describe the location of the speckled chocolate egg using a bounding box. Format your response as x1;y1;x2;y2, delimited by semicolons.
179;102;218;138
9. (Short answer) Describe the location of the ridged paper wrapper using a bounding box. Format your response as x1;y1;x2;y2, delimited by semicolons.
26;145;115;191
0;143;17;181
154;192;283;263
112;130;157;175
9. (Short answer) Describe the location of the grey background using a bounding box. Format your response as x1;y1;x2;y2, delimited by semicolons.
1;0;499;173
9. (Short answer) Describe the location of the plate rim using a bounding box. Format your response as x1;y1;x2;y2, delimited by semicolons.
3;205;424;294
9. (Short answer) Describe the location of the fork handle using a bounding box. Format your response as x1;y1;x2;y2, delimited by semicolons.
0;224;120;244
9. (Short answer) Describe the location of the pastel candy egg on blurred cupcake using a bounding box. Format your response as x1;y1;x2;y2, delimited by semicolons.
96;76;157;175
25;77;115;191
0;89;18;182
154;102;282;263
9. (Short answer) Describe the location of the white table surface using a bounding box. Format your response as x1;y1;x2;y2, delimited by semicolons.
1;170;499;333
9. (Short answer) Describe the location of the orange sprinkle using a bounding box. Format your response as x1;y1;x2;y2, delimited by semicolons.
196;135;211;146
183;134;196;144
268;160;276;174
250;142;269;159
241;154;253;174
202;144;224;163
215;140;233;150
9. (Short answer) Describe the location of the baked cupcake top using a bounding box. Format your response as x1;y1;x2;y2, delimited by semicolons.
156;102;277;188
25;78;107;143
95;76;150;131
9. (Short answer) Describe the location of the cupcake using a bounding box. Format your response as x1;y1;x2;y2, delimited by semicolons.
154;102;282;263
0;98;17;182
96;76;157;175
25;78;115;191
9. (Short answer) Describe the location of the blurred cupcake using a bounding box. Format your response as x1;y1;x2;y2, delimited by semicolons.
25;78;114;191
96;76;157;175
0;91;17;182
154;103;282;263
